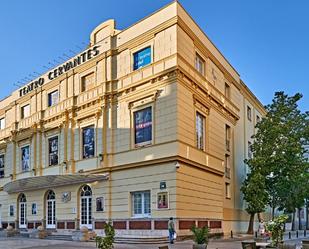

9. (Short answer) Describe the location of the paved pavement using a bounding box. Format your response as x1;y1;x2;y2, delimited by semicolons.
0;236;305;249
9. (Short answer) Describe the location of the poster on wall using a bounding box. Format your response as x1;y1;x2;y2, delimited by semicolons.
0;154;4;178
82;126;95;158
48;136;59;166
157;192;168;209
96;197;104;212
134;107;152;145
32;203;37;215
21;146;30;171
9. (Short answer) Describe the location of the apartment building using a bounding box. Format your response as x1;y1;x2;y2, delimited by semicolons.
0;2;265;237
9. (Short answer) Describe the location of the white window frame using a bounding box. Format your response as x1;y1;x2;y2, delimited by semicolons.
196;111;206;151
21;104;30;119
225;183;231;199
0;118;5;130
195;53;205;75
247;106;252;121
131;191;151;218
47;90;59;107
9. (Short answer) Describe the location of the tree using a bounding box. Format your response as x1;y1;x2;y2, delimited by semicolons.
241;172;269;234
242;92;309;233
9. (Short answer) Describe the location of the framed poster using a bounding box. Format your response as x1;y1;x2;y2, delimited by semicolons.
82;126;95;158
48;136;59;166
32;203;37;215
96;197;104;212
21;146;30;171
134;107;152;146
0;154;4;178
157;192;168;209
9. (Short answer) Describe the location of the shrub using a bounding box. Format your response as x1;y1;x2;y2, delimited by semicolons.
95;222;115;249
190;225;209;245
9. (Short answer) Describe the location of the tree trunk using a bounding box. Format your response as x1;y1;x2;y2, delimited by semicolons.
272;206;275;219
298;208;301;230
247;213;255;234
306;203;309;230
257;213;262;222
292;211;296;231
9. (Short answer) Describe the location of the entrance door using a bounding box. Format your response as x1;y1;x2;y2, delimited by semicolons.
80;185;92;229
46;190;56;229
19;194;27;229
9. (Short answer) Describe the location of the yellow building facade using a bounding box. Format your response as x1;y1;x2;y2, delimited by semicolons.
0;2;265;237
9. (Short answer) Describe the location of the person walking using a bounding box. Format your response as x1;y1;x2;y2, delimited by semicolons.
168;217;175;244
258;219;266;236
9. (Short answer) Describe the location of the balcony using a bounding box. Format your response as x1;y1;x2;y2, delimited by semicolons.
18;112;42;130
0;127;11;140
44;97;74;119
77;85;104;106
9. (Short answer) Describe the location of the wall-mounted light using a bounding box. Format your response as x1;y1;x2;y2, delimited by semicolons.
99;153;103;161
9;174;13;180
175;161;180;169
63;161;67;170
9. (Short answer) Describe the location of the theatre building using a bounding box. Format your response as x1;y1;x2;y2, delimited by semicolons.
0;2;265;238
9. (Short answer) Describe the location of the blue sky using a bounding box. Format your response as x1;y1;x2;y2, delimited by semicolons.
0;0;308;111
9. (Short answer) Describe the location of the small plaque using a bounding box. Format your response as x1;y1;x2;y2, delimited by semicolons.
62;192;71;203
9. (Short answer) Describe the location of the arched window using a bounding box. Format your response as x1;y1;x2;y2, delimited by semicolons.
80;185;92;197
19;193;27;203
80;185;92;229
46;190;55;200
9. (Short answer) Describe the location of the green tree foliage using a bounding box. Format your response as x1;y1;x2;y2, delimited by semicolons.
242;92;309;233
190;225;209;245
95;222;115;249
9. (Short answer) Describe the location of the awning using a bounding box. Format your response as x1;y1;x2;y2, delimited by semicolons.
3;174;109;194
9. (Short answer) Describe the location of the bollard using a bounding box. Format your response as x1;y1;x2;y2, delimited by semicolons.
289;232;291;239
296;230;298;238
255;231;258;238
231;230;233;238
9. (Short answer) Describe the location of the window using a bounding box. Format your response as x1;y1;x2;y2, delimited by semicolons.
248;141;252;159
21;104;30;119
0;154;4;178
195;53;205;75
157;192;168;209
132;191;151;217
134;107;152;146
256;115;261;124
48;136;59;166
21;145;30;172
82;126;95;159
81;73;95;92
0;118;5;130
133;47;151;70
225;83;230;99
225;125;231;151
48;90;59;107
31;203;37;215
225;183;231;199
225;154;230;179
247;106;252;121
9;205;14;216
196;112;205;150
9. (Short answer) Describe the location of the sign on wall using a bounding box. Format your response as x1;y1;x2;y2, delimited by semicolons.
133;46;151;70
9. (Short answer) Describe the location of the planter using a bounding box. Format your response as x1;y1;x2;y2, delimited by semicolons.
193;244;207;249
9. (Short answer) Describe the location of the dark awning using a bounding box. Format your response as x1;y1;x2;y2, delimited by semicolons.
3;174;109;194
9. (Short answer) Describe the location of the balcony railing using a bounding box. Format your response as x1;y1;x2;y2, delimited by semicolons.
0;127;11;140
18;112;42;130
44;97;74;119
